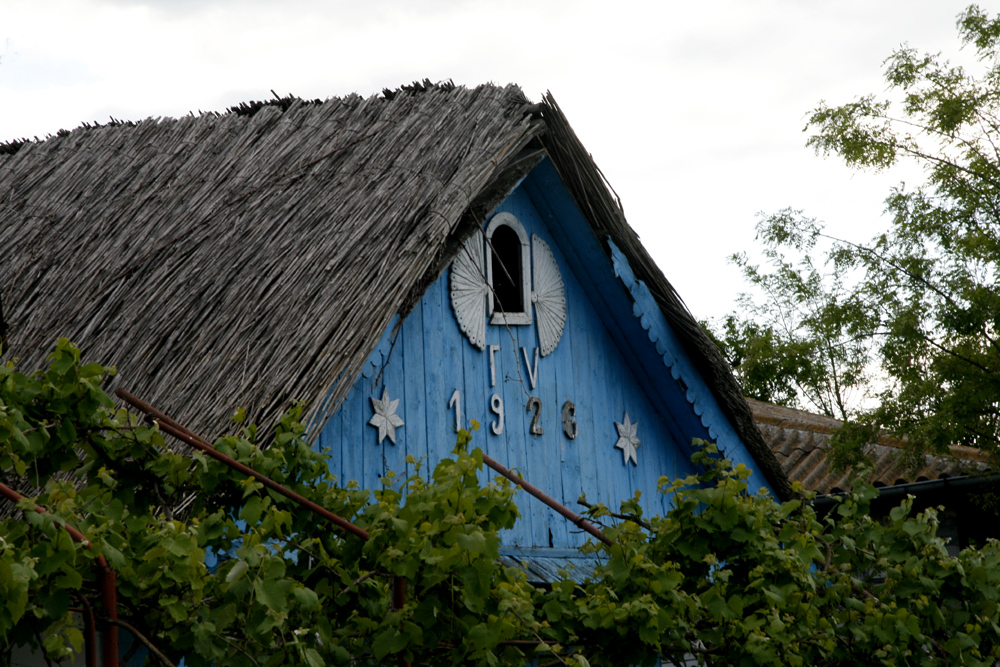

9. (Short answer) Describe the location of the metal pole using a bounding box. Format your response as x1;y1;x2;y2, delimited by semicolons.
479;453;612;546
78;595;98;667
392;576;410;667
0;483;119;667
115;389;369;540
114;387;609;667
101;569;118;667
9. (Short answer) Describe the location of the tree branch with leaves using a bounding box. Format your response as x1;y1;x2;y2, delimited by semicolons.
706;5;1000;468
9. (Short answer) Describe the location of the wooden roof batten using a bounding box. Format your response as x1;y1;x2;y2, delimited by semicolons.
0;81;790;498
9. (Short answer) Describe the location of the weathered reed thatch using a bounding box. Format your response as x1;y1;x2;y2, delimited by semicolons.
0;82;790;498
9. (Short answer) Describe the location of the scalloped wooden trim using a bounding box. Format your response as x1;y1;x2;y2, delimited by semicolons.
450;230;487;350
607;237;727;442
531;234;566;356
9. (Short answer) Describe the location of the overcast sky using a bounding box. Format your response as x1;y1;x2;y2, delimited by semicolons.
0;0;980;321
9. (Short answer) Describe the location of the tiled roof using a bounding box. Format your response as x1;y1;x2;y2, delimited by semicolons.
748;399;988;495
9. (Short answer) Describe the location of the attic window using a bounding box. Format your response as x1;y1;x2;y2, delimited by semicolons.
485;212;531;326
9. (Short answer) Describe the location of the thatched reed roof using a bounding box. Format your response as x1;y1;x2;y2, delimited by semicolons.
0;81;791;498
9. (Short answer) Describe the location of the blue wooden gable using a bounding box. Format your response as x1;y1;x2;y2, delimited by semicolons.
316;158;775;550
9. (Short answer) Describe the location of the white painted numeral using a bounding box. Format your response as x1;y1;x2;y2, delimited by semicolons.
489;345;500;387
490;394;504;435
562;400;577;440
448;389;462;432
526;396;544;436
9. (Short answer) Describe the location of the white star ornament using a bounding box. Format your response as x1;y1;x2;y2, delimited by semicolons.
614;412;641;465
369;388;405;445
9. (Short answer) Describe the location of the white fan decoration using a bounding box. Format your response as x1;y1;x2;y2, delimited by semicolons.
449;225;567;356
449;229;488;351
530;235;566;356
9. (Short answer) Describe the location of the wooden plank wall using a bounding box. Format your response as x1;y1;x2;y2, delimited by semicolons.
317;172;724;549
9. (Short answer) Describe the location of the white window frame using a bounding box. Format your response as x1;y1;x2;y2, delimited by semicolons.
484;212;532;326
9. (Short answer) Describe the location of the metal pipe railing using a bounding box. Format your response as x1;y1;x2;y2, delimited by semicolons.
478;453;613;545
116;388;610;667
117;389;611;546
115;389;369;540
0;482;118;667
116;389;404;663
77;595;98;667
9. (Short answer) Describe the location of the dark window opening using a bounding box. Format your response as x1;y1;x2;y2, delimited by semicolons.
490;224;523;313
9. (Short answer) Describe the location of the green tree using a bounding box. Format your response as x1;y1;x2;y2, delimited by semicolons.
708;5;1000;465
702;243;873;421
5;341;1000;665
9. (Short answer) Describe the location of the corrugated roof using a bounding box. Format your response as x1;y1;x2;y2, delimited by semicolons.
748;398;987;494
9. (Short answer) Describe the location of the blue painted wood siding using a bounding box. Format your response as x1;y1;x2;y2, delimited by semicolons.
316;161;771;549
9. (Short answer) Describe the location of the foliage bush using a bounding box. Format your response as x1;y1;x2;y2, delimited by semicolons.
2;341;1000;666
